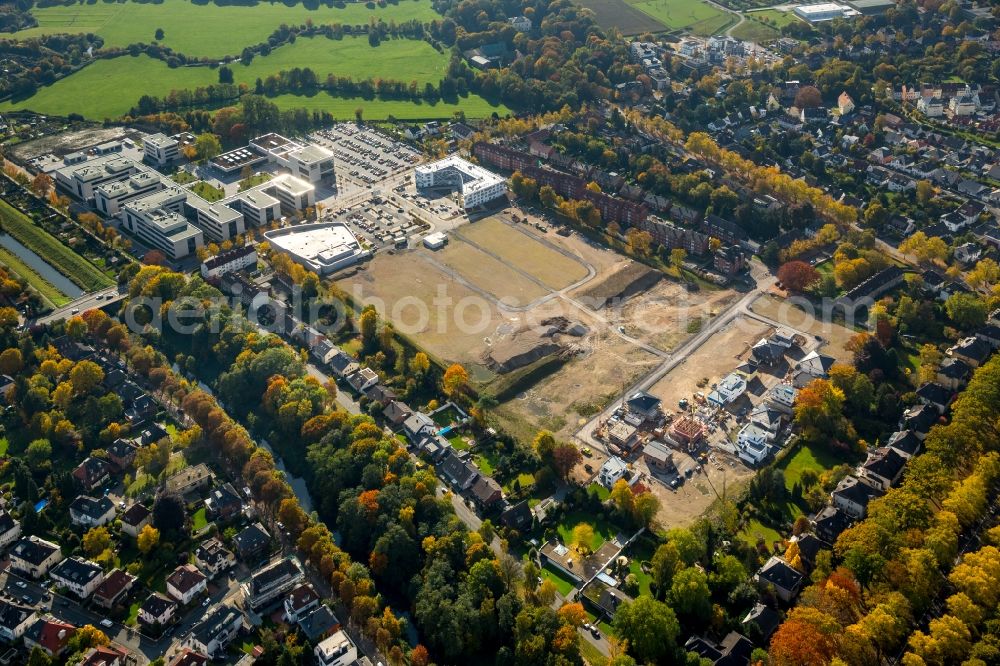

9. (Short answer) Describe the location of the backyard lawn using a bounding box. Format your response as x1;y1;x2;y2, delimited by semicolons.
192;507;209;532
739;518;783;550
778;441;844;491
556;510;616;552
541;564;578;597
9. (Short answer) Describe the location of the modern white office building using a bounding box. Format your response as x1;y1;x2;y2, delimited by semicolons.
263;223;369;275
55;155;141;200
246;133;336;185
143;133;180;167
185;195;246;243
122;187;205;260
414;156;507;208
94;170;164;216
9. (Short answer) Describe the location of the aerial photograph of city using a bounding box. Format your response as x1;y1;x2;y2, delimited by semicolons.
0;0;999;664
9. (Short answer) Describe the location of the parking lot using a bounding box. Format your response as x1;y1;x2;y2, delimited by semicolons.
312;124;421;187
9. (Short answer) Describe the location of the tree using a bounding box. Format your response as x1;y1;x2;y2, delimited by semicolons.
137;524;160;554
69;360;104;395
551;443;582;479
442;364;469;399
25;439;51;468
31;172;53;198
26;647;52;666
194;133;222;161
612;596;680;664
152;494;186;533
82;526;111;557
144;250;167;266
154;27;165;40
794;85;822;108
651;542;681;596
557;602;587;627
916;180;934;205
610;479;634;516
218;65;234;84
778;261;820;293
945;292;987;329
670;248;687;268
571;523;595;555
967;259;1000;290
0;348;22;376
359;307;378;350
769;609;837;665
626;228;652;257
533;431;556;461
669;567;711;623
354;107;364;122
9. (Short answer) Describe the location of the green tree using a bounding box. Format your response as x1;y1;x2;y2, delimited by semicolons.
194;133;222;161
25;439;52;468
670;566;712;623
612;596;680;664
945;292;987;329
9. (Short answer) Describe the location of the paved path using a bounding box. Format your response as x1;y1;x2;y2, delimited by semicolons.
30;286;124;326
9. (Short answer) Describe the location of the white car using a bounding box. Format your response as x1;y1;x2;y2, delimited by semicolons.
99;619;114;628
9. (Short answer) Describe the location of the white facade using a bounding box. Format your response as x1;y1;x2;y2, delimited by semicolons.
122;187;204;260
708;373;747;407
49;557;104;599
598;456;628;488
793;3;859;22
143;133;180;167
314;630;358;666
10;537;62;579
166;565;208;605
201;246;259;279
765;385;797;414
0;513;21;551
415;156;507;209
263;223;368;276
509;15;532;31
185;197;246;243
185;605;245;657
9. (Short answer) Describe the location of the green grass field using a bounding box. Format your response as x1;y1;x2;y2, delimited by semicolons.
777;441;843;491
0;244;72;307
0;199;113;292
746;8;803;27
0;48;508;121
629;0;734;35
728;18;780;42
191;181;225;202
556;510;616;552
541;564;578;596
17;0;440;58
739;518;783;550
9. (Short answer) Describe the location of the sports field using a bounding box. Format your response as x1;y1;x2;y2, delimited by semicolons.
456;219;590;291
0;45;507;120
16;0;440;58
576;0;732;35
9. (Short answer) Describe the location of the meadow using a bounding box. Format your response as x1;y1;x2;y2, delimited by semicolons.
0;43;508;121
576;0;732;36
16;0;440;58
0;199;114;292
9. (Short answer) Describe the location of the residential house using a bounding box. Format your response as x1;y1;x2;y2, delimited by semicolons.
708;373;747;407
363;384;397;407
750;403;784;437
242;558;304;610
471;475;503;509
119;503;151;538
669;416;704;448
975;323;1000;349
168;648;210;666
624;391;661;424
78;646;127;666
886;430;922;459
314;629;358;666
194;538;236;579
346;367;379;393
765;385;797;414
326;352;358;378
812;505;851;543
916;382;952;414
0;600;36;642
832;476;883;519
139;593;177;628
50;557;104;599
742;602;782;642
382;401;413;428
440;450;479;491
737;424;771;466
937;357;972;390
859;447;907;491
68;495;116;528
10;536;62;578
283;584;320;623
949;336;992;367
838;91;856;115
232;522;272;562
184;604;245;657
607;420;639;451
23;618;75;658
500;501;532;532
791;533;826;571
402;412;436;444
107;438;137;471
901;403;939;438
754;556;804;603
92;569;137;610
166;564;208;605
298;605;340;643
165;463;214;496
598;457;629;489
796;351;835;381
0;511;21;550
751;338;784;367
205;483;243;523
642;440;674;473
685;633;755;665
73;457;111;492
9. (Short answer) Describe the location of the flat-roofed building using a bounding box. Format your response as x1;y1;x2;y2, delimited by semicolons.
144;133;180;167
123;188;204;260
210;146;268;175
793;2;859;21
224;189;281;227
184;196;245;243
284;144;335;184
94;170;163;216
55;155;140;200
263;223;369;275
415;156;507;208
263;173;315;213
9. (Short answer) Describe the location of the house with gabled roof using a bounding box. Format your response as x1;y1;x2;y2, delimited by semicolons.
23;617;75;657
754;556;804;603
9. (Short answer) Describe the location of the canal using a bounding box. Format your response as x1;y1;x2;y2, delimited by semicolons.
0;232;84;298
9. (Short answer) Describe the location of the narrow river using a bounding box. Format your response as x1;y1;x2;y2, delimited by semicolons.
0;232;84;298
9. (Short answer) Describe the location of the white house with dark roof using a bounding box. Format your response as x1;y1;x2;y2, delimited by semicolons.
0;510;21;550
50;557;104;599
754;556;804;603
69;495;116;528
10;536;62;579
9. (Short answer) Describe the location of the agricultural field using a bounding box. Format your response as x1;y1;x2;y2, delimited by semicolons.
745;7;803;27
630;0;735;35
0;199;113;292
15;0;441;58
577;0;733;36
0;41;507;121
455;218;591;291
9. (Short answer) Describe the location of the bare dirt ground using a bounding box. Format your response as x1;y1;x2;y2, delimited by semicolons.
619;280;739;352
749;294;861;363
10;126;136;160
641;448;754;529
458;218;590;290
647;316;772;411
434;238;552;305
494;332;660;442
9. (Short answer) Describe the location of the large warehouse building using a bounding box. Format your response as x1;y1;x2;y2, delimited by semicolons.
263;223;370;275
793;2;860;21
414;156;507;209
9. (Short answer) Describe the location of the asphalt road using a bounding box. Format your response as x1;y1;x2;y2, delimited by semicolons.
31;287;124;326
